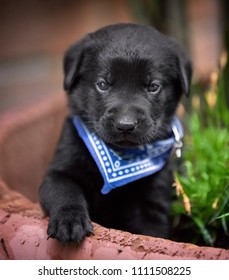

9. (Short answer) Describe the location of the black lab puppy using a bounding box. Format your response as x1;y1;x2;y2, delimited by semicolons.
39;23;192;243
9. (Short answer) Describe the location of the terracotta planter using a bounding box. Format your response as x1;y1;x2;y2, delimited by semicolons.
0;94;228;260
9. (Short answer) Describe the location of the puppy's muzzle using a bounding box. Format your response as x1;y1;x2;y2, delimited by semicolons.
100;104;148;146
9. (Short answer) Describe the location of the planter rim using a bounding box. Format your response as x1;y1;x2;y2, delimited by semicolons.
0;187;229;260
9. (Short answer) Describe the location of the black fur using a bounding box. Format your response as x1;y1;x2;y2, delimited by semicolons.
39;23;192;243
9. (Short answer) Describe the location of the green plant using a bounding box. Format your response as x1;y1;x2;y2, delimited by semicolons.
172;52;229;247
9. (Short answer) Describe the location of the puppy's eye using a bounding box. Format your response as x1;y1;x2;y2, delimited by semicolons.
147;82;161;94
95;80;109;93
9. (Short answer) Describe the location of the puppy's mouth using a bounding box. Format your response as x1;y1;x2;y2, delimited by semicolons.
96;130;156;148
112;140;139;148
95;128;142;147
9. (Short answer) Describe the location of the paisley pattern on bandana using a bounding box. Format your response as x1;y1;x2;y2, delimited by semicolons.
73;116;183;194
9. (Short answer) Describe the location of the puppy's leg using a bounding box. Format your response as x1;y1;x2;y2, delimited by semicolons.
39;117;93;243
139;167;173;238
120;167;173;238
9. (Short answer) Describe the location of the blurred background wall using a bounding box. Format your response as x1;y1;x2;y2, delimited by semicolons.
0;0;134;58
0;0;228;113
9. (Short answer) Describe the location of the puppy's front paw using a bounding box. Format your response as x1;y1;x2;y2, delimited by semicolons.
47;206;93;243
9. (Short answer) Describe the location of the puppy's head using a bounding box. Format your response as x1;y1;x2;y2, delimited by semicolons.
64;24;192;147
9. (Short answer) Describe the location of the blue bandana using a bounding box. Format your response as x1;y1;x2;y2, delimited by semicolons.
73;116;183;194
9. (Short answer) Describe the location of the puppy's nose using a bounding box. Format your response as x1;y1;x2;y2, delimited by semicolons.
116;117;136;132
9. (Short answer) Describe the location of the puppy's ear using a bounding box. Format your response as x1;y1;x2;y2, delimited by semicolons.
178;51;192;97
63;35;91;91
